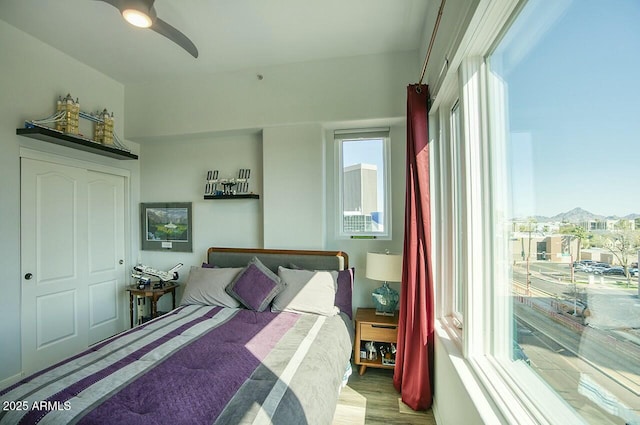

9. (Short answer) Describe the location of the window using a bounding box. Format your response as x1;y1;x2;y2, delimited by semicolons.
335;129;391;239
487;1;640;423
434;0;640;424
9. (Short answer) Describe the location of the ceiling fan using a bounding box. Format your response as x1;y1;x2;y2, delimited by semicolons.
98;0;199;58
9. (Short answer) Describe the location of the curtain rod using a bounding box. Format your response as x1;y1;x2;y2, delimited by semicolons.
417;0;446;87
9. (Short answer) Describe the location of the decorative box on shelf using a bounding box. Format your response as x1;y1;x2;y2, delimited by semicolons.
16;93;137;160
203;169;259;200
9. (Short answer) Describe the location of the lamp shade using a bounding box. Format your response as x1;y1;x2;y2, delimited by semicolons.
366;252;402;282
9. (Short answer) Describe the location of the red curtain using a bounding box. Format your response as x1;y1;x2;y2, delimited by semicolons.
393;84;434;410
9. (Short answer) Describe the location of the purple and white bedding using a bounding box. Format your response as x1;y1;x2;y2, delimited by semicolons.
1;305;353;425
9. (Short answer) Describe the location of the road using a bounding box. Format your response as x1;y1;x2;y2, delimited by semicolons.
511;261;640;424
513;262;640;345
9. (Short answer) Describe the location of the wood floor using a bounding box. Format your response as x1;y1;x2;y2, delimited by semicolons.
333;365;437;425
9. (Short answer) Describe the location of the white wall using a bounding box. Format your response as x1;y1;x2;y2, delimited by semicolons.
138;131;263;274
263;124;325;249
433;326;503;425
0;20;140;385
125;51;418;314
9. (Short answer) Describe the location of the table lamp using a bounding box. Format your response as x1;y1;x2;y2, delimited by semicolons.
366;251;402;316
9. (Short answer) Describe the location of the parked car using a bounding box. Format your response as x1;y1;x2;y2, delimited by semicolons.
628;268;638;277
573;260;595;271
573;263;589;272
591;263;611;274
603;266;626;276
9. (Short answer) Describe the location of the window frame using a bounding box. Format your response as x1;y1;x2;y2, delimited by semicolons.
431;0;588;423
433;100;464;340
450;101;465;323
334;129;392;240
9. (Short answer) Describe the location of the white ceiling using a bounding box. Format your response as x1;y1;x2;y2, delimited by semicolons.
0;0;430;85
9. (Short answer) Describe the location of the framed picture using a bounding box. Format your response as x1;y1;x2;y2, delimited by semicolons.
140;202;192;252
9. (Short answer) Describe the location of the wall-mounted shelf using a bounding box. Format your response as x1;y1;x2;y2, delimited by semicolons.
204;194;260;200
16;126;138;160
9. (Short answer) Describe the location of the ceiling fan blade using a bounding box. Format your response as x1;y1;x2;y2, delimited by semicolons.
95;0;124;9
151;17;199;58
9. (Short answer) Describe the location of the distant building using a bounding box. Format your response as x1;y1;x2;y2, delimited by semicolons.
510;234;579;263
343;163;379;232
343;212;374;232
579;248;615;265
510;219;560;235
577;219;635;232
343;163;377;214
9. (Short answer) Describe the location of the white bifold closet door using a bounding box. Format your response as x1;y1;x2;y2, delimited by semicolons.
21;158;127;374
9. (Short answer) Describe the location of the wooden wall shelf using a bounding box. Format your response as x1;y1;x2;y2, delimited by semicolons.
16;126;138;160
204;194;259;200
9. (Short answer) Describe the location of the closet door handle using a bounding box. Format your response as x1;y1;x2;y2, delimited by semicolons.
25;273;33;280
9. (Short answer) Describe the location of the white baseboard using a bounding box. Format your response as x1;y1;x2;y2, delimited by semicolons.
0;372;24;391
432;399;443;425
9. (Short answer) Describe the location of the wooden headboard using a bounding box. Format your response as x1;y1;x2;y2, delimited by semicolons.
207;247;348;272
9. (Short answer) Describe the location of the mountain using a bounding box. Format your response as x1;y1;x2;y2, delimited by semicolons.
548;207;606;223
621;213;640;220
525;207;639;223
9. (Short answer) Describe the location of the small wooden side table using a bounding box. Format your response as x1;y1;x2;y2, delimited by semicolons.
354;308;399;375
126;283;179;328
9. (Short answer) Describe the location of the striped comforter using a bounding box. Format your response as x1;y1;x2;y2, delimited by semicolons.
1;306;353;425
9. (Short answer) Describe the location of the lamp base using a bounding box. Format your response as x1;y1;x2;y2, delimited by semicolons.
371;281;399;317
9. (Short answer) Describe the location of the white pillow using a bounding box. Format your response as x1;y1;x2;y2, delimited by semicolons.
272;267;339;316
180;266;243;307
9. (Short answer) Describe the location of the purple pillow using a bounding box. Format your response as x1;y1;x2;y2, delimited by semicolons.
335;268;354;319
226;257;284;312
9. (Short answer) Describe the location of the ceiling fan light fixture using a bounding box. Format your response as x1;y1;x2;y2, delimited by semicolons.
122;9;152;28
98;0;198;57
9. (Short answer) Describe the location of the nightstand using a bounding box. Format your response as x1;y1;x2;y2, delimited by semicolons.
126;283;179;328
354;307;399;375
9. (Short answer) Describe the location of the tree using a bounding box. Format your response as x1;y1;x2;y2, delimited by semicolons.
519;218;537;294
518;219;537;259
560;225;589;261
601;222;640;287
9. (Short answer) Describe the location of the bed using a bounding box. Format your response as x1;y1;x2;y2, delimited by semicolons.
1;247;354;425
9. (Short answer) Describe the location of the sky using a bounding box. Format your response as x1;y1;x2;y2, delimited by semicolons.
490;0;640;218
